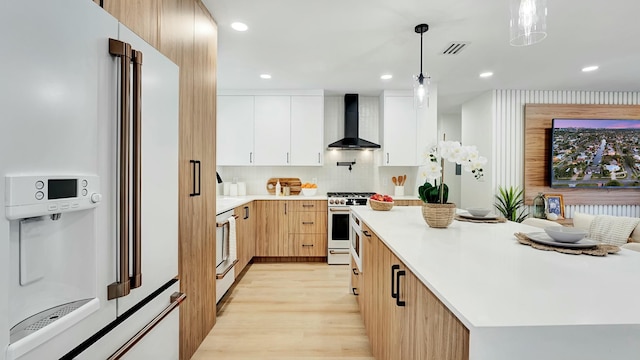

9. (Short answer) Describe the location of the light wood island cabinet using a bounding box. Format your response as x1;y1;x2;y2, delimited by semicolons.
360;223;469;360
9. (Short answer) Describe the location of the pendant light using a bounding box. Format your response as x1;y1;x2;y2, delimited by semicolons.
509;0;547;46
414;23;429;108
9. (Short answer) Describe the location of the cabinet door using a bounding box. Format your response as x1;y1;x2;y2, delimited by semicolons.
383;96;418;166
254;200;289;256
290;96;324;166
254;96;291;165
234;204;250;277
217;96;255;165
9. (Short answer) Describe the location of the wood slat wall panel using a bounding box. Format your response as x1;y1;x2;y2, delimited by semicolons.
524;104;640;205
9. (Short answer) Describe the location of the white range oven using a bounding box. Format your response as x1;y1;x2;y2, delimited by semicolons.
327;192;374;265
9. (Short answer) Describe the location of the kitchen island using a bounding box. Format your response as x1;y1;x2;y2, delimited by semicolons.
350;206;640;360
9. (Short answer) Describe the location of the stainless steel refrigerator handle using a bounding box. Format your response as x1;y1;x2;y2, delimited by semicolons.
131;49;143;290
107;292;186;360
108;38;132;300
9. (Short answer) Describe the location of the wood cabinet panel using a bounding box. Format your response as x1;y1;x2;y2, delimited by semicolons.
100;0;160;48
287;200;327;212
234;202;255;277
255;200;289;256
288;212;326;234
350;257;361;305
288;234;326;256
359;225;469;360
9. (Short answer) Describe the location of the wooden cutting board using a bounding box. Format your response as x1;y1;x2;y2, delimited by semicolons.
266;178;302;195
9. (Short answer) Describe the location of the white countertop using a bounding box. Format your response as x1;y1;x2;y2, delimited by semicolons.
216;194;327;214
351;206;640;360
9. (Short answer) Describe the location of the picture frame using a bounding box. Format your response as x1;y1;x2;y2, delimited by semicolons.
544;193;565;218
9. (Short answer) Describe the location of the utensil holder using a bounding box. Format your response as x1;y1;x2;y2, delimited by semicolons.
394;186;405;197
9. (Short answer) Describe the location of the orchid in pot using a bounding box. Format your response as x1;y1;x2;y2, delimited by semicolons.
418;138;487;227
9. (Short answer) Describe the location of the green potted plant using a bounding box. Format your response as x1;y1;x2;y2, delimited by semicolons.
418;138;486;228
494;185;528;222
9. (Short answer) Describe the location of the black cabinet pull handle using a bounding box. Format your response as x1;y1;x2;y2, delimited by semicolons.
196;160;201;195
396;269;406;307
363;230;371;237
189;160;198;196
391;264;399;299
302;244;314;247
302;221;314;225
244;206;249;220
302;204;314;208
352;268;358;276
352;287;359;296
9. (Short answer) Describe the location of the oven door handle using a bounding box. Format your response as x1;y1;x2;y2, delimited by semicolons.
329;208;351;212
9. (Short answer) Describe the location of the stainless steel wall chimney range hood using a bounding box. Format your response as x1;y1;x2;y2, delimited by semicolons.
327;94;381;149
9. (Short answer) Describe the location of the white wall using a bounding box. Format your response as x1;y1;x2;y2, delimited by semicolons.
219;96;419;196
461;89;640;217
438;113;462;205
461;91;494;209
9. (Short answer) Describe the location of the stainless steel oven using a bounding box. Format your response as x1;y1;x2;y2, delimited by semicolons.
327;192;373;265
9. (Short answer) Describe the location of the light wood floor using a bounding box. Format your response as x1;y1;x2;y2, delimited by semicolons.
191;263;375;360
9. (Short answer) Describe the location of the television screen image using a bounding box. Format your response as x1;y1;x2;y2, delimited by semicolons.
551;118;640;188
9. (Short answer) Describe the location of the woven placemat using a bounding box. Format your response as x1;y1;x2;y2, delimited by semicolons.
455;215;507;224
514;232;620;256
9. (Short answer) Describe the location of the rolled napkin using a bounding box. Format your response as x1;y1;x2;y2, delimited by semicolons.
589;215;640;246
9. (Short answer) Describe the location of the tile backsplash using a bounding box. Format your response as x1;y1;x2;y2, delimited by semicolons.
218;95;420;196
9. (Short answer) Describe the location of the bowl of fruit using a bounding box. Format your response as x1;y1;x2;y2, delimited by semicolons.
301;182;318;196
369;193;394;211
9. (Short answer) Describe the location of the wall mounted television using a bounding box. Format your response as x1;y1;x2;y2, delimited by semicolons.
550;118;640;188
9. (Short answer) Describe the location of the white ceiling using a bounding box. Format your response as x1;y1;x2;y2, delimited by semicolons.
202;0;640;113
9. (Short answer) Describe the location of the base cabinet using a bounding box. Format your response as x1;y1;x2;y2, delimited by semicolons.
234;202;255;277
255;200;327;257
360;224;469;360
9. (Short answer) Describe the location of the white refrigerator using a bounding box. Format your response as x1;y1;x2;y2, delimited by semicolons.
0;0;180;359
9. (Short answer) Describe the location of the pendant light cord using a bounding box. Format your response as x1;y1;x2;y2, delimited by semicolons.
420;32;423;75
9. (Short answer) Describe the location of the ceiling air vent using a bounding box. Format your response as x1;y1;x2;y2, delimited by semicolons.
442;42;469;55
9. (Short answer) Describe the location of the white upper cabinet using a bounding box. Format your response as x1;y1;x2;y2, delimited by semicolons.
381;95;418;166
290;96;324;166
254;96;291;165
216;90;324;167
217;96;255;166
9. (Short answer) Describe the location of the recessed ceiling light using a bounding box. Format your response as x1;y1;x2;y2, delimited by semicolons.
260;74;272;79
582;65;599;72
479;72;494;78
380;74;393;80
231;22;248;32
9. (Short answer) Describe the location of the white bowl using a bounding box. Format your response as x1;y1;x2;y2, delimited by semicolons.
467;208;491;217
301;188;317;196
544;226;588;243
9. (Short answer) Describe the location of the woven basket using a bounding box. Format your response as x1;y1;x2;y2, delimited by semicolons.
369;199;394;211
422;203;456;228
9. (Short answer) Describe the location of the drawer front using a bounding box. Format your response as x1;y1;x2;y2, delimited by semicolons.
288;200;327;212
289;234;327;256
288;212;327;233
350;256;360;300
